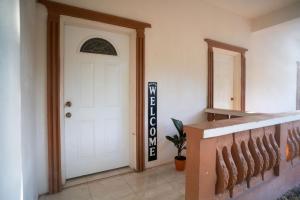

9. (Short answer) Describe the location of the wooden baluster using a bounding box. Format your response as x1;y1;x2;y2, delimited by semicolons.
288;130;297;159
269;132;280;167
249;131;264;177
256;137;270;179
232;133;248;184
241;140;254;187
216;148;229;194
296;127;300;138
286;130;296;162
292;129;300;156
222;146;238;197
291;130;299;157
263;127;276;170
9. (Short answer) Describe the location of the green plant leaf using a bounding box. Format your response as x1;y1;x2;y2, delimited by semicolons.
173;134;179;142
166;136;175;143
171;118;184;135
165;118;188;154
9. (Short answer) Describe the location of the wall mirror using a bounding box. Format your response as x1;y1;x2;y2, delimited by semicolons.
205;39;247;112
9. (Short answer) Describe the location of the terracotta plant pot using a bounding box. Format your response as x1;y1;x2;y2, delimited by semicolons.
175;156;186;171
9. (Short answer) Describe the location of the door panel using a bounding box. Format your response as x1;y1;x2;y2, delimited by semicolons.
64;25;130;179
79;121;95;158
214;52;234;109
104;64;120;106
79;63;95;108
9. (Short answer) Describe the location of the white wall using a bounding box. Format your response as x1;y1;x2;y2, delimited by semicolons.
36;0;251;194
251;2;300;32
247;18;300;113
0;0;40;199
20;0;39;200
0;0;23;200
36;4;49;195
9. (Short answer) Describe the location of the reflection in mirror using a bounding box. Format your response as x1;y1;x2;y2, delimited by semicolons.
205;38;247;115
213;48;241;110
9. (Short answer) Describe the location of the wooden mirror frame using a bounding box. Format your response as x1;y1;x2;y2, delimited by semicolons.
205;39;248;115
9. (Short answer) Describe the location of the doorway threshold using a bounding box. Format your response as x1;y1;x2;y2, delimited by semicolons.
64;166;134;188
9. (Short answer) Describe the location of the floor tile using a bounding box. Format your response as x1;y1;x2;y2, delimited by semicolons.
135;183;183;200
88;176;135;200
64;167;134;189
39;163;185;200
40;184;92;200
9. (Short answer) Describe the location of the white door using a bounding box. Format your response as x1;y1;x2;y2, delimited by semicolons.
63;25;130;179
214;52;235;109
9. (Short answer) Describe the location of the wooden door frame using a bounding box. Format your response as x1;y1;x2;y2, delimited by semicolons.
205;39;247;118
38;0;151;193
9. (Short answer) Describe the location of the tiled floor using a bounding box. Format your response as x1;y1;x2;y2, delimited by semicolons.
39;164;185;200
64;167;134;188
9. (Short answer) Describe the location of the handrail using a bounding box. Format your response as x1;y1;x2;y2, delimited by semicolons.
205;108;258;117
188;111;300;139
184;111;300;200
205;108;263;121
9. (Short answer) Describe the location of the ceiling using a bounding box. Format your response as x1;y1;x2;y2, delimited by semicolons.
203;0;300;19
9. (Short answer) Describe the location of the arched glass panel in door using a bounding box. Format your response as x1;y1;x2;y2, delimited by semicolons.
80;37;118;56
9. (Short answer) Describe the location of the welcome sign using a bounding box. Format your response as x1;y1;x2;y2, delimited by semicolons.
148;82;157;161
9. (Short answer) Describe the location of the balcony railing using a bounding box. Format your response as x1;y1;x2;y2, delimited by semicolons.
184;111;300;200
205;108;262;121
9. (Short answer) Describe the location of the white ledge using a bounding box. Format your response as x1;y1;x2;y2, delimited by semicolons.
185;112;300;139
204;108;258;117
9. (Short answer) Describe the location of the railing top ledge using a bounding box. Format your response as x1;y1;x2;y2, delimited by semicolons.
184;111;300;139
204;108;259;117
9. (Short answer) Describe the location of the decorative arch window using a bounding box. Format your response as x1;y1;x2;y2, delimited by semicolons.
80;37;118;56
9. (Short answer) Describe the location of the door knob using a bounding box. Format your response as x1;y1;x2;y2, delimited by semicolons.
65;101;72;107
66;112;72;118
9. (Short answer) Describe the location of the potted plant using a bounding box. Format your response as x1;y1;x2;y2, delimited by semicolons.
166;118;187;171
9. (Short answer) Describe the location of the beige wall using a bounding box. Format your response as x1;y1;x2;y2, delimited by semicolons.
36;4;48;195
1;1;40;199
0;1;23;199
247;18;300;113
20;0;39;199
252;2;300;32
36;0;252;194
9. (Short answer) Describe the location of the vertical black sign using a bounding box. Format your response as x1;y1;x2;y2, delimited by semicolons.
148;82;157;161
